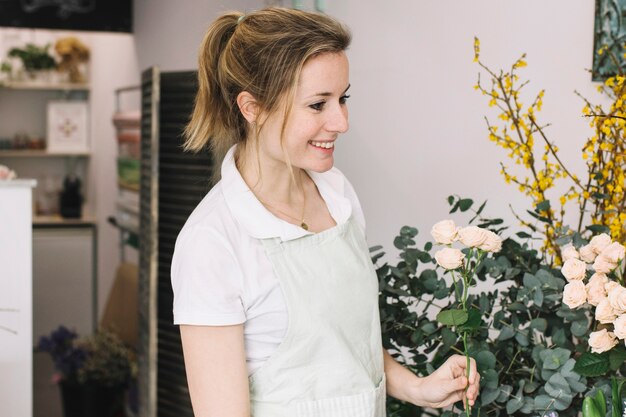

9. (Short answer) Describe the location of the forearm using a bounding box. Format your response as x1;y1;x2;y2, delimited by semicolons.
383;348;424;406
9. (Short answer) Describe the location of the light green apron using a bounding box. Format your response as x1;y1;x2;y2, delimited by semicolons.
249;215;386;417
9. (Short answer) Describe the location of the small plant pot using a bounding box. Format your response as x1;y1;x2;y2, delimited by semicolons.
60;380;125;417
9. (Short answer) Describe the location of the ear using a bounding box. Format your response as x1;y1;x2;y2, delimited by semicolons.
236;91;260;124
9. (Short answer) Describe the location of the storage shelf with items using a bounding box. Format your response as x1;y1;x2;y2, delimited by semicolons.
109;85;141;260
1;80;89;91
0;84;91;223
0;33;93;224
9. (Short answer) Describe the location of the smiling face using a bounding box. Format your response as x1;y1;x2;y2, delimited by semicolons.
257;51;350;174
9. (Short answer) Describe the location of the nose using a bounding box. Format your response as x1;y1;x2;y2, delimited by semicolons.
327;103;349;134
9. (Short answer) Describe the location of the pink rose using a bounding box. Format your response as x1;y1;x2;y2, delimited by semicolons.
600;242;626;263
589;233;612;255
593;254;618;274
457;226;488;248
613;314;626;340
561;246;579;262
434;247;465;270
588;329;618;353
596;298;618;324
431;220;458;245
606;281;620;293
479;230;503;253
579;244;597;263
562;281;587;309
586;273;609;306
561;258;587;281
608;285;626;314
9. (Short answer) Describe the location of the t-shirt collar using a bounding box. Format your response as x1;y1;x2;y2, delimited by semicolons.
220;145;352;242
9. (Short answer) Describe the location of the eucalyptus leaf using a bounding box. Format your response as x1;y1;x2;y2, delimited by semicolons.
536;200;551;212
481;387;500;406
571;320;589;337
540;347;571;370
530;318;548;332
496;384;513;402
475;350;497;371
481;368;498;390
506;396;524;414
523;272;541;288
545;373;572;398
458;198;473;212
441;327;457;347
498;326;516;341
400;225;418;237
515;330;529;347
520;397;535;414
533;288;544;307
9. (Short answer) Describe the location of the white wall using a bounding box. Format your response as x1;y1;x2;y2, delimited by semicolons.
326;1;604;252
134;0;264;72
134;0;606;255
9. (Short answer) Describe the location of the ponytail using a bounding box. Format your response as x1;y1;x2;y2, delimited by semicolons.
183;12;245;164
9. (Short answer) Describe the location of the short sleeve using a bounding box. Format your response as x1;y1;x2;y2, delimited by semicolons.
170;226;246;326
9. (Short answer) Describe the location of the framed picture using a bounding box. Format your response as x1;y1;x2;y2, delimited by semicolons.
47;101;89;153
593;0;626;81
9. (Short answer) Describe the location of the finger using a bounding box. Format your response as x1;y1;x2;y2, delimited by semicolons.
446;354;469;376
453;375;468;391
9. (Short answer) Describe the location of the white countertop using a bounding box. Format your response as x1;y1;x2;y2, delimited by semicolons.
0;179;37;188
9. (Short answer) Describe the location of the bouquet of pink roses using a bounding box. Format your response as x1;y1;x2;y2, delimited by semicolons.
560;234;626;355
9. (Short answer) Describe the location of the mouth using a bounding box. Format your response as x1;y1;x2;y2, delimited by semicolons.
308;140;335;150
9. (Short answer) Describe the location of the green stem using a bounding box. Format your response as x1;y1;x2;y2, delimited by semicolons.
463;331;472;417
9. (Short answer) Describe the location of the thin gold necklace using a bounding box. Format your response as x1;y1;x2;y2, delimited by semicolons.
258;190;308;231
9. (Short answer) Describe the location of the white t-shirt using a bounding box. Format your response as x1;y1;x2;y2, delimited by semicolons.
171;145;366;375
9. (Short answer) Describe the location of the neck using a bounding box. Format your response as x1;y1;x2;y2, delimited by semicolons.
236;141;306;204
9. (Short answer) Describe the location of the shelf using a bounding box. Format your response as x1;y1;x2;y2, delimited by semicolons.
33;214;96;227
0;81;90;91
0;150;90;157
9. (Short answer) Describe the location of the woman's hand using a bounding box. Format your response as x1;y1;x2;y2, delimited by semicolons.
414;354;480;408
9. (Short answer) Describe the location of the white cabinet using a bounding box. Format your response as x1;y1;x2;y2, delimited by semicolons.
0;179;36;417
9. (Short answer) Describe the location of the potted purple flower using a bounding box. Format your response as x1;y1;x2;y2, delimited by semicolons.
37;325;136;417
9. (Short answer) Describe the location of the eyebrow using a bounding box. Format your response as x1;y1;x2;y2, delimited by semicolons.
307;84;351;98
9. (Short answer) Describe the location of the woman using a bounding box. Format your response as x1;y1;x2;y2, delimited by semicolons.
171;7;479;416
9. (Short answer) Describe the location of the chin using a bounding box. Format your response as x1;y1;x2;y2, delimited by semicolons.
307;160;334;174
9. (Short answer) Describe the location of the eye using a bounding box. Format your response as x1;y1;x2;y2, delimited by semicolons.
309;101;325;111
339;94;351;104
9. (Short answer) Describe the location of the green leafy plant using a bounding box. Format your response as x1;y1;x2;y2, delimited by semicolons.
8;43;56;72
376;197;588;416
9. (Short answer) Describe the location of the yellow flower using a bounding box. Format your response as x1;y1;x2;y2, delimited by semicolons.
514;59;527;69
473;37;480;62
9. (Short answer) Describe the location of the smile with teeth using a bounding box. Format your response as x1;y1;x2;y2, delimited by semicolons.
309;141;335;149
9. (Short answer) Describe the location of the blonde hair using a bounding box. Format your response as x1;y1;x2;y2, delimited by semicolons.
183;7;351;179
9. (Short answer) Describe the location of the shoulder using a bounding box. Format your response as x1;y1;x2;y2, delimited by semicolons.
170;182;248;325
171;181;246;281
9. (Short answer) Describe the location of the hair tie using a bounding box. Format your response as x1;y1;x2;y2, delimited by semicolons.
237;14;245;24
